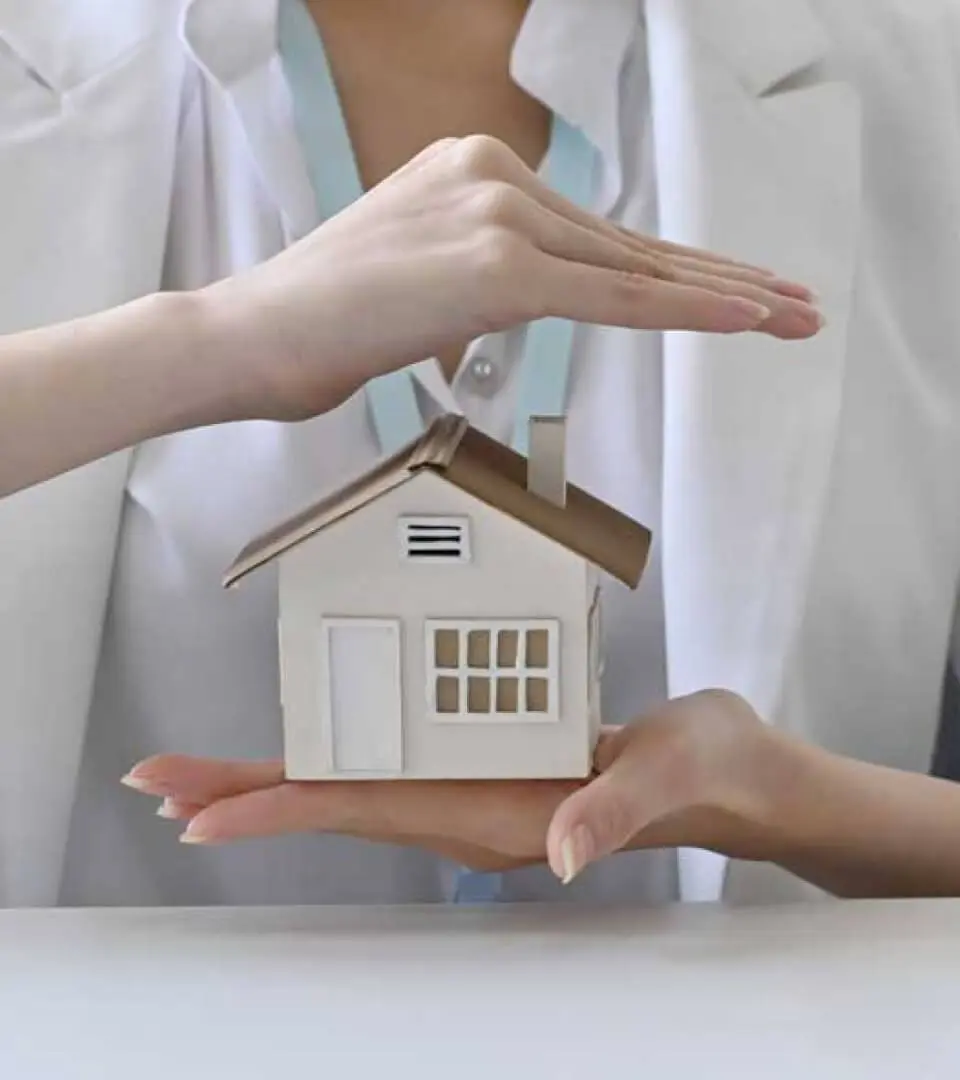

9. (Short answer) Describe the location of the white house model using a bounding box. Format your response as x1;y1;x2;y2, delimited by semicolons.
224;413;651;781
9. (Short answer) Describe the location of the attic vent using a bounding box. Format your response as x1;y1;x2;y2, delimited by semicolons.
399;516;470;563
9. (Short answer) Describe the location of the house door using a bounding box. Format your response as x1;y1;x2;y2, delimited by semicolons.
321;618;403;774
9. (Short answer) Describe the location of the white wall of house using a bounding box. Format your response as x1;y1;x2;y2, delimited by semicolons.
586;563;603;744
277;471;593;780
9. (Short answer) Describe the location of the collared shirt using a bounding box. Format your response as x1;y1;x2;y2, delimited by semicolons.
59;0;682;906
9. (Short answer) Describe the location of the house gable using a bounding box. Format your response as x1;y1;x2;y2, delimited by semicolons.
277;469;591;585
224;415;652;590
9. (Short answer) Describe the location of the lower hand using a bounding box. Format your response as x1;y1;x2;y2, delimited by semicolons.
206;135;823;423
122;690;779;882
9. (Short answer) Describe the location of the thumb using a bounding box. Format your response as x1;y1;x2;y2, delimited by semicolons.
545;729;688;884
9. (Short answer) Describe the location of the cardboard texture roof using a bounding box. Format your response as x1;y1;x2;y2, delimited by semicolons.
223;414;652;589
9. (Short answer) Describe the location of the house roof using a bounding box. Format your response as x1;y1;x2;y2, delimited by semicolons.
223;414;652;589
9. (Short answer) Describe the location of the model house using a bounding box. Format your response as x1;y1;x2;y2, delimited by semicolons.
224;414;652;781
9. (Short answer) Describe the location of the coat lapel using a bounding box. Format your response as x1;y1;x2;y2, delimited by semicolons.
645;0;863;905
182;0;319;242
0;0;161;92
511;0;640;214
647;0;861;722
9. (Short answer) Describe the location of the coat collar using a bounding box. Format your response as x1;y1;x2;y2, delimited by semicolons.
181;0;645;229
181;0;278;90
182;0;317;240
510;0;642;210
687;0;833;98
0;0;162;91
182;0;642;141
180;0;836;229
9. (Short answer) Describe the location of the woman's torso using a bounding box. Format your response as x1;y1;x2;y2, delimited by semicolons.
0;0;957;908
58;0;678;906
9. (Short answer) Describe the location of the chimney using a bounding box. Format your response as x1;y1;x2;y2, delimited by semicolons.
526;415;567;507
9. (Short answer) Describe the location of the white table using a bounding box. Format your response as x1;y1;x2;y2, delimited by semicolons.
1;900;959;1078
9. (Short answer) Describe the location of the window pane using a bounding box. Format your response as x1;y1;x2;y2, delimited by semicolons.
497;629;518;667
526;629;549;668
496;677;519;713
436;677;459;713
467;630;490;668
467;677;491;712
526;677;548;712
434;629;459;668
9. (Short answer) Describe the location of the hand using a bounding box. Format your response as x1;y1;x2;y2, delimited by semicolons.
122;690;779;882
205;134;823;422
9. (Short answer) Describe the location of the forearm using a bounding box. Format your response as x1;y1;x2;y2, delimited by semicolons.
747;733;960;898
616;707;960;900
0;291;251;497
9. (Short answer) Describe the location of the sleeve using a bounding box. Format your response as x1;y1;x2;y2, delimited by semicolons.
930;586;960;781
0;13;184;906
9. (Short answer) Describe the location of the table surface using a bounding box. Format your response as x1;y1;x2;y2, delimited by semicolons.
1;900;959;1079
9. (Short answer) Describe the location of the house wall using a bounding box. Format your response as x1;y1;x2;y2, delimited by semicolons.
586;564;603;744
277;471;593;780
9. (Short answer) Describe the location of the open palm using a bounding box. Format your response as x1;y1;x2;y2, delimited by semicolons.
123;692;770;882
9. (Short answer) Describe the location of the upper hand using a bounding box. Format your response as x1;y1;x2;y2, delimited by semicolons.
205;135;824;423
122;690;779;882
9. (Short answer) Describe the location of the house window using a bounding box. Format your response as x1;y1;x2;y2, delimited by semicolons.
425;619;559;721
399;516;470;563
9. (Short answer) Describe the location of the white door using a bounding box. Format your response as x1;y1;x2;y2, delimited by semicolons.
321;618;403;774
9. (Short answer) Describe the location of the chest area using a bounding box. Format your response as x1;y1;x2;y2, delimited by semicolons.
301;0;551;184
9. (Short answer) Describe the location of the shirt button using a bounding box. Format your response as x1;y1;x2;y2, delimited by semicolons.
466;354;502;395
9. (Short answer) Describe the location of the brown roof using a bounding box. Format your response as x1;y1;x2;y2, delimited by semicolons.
223;414;652;589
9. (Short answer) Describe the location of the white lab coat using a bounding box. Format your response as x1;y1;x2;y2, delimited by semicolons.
2;0;960;907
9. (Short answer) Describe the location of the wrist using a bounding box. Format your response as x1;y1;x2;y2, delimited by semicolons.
613;692;796;860
106;289;257;433
196;273;363;425
641;691;813;862
713;717;836;863
182;286;278;424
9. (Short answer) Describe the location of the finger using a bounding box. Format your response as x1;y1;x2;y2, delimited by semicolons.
593;725;636;771
435;135;812;294
534;256;785;335
178;777;574;857
669;267;823;339
465;184;675;283
522;195;674;280
176;780;498;845
156;797;206;821
621;231;792;281
545;727;691;883
521;199;821;336
121;755;284;802
175;786;531;872
487;147;813;293
661;251;815;301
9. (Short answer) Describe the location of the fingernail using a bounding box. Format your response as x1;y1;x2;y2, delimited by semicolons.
179;824;209;844
731;301;771;326
796;308;827;333
558;826;595;885
773;280;818;302
120;773;153;792
156;799;178;820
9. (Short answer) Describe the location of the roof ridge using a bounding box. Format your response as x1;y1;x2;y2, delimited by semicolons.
222;412;651;591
